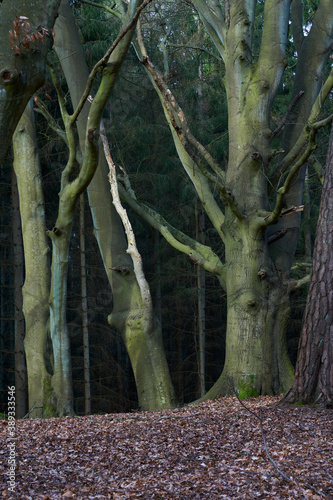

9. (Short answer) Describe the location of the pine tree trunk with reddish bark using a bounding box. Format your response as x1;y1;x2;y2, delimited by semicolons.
285;125;333;407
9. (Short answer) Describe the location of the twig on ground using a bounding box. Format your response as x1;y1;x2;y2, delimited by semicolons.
226;376;326;498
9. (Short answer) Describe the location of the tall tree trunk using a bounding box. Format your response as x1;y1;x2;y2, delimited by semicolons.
54;0;176;411
48;218;75;416
284;124;333;407
13;100;52;418
195;202;206;398
153;229;163;327
80;193;91;415
11;169;26;418
203;221;294;398
304;166;312;261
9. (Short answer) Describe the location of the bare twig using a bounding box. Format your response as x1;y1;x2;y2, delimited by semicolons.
23;403;43;419
227;377;327;497
270;91;305;142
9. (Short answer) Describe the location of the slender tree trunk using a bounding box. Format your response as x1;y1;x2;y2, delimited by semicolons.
13;100;51;418
153;229;163;327
284;125;333;407
48;217;75;416
80;193;91;415
11;169;26;418
195;202;206;398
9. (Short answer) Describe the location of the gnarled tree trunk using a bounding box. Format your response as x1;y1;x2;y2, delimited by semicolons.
0;0;61;165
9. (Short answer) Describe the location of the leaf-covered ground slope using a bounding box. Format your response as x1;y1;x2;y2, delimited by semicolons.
1;396;332;499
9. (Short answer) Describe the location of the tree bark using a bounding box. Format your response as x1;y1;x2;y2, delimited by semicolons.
0;0;61;165
54;0;176;411
13;100;51;418
80;193;91;415
284;124;333;407
11;168;26;418
127;1;333;399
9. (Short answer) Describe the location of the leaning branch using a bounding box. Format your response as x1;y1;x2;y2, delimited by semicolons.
139;54;242;220
264;128;320;226
47;62;77;190
100;121;154;324
69;0;153;126
270;67;333;190
192;0;226;61
270;91;305;142
289;273;311;292
264;67;333;226
118;181;226;282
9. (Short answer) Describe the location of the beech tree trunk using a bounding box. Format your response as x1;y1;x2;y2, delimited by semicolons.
284;125;333;407
124;0;333;399
54;0;176;411
13;100;51;418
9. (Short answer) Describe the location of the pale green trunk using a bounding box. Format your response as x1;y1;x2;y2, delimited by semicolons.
48;217;75;416
204;216;293;398
13;101;51;418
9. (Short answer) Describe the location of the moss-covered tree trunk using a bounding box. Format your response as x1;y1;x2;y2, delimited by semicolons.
206;218;294;397
53;0;176;411
13;101;51;418
126;0;333;398
47;211;75;416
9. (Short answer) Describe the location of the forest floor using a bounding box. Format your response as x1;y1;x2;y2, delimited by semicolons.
0;396;332;499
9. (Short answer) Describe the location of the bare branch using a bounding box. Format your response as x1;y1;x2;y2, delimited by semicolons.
168;42;223;62
118;181;226;282
33;97;68;146
139;54;243;220
100;121;154;328
264;128;320;226
47;62;77;190
69;0;153;126
289;273;311;292
80;0;121;18
270;91;305;142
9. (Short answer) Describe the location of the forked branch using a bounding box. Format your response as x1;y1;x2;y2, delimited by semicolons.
118;179;226;284
138;52;242;220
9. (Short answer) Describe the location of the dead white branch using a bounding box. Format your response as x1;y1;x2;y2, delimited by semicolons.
100;120;153;323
